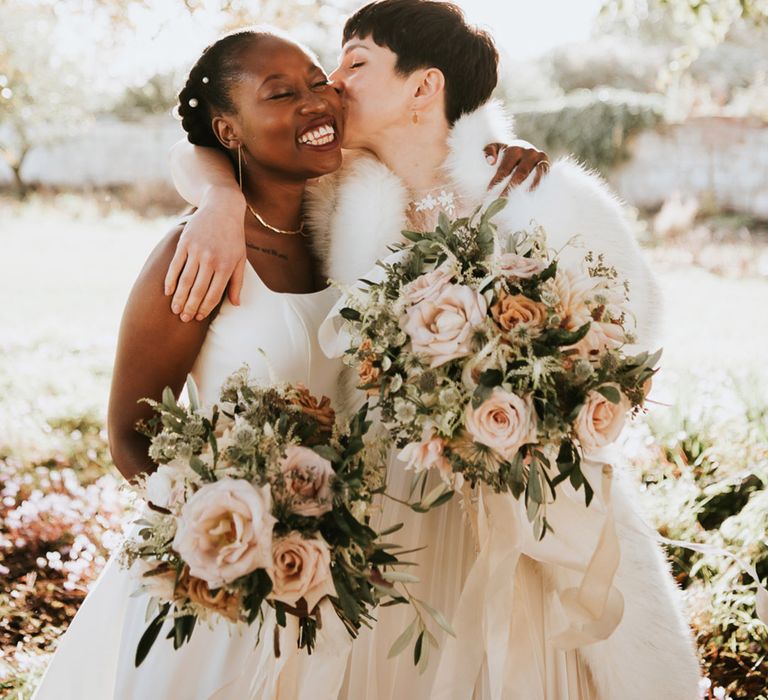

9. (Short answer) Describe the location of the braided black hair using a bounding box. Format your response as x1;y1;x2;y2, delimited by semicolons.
176;29;270;150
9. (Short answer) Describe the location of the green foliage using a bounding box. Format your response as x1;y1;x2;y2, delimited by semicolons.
513;89;665;172
630;370;768;698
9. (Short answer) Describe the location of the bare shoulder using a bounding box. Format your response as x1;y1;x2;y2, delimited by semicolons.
136;225;186;285
124;224;195;323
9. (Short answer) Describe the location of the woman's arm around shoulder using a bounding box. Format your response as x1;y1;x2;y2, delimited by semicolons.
108;226;215;483
166;139;247;322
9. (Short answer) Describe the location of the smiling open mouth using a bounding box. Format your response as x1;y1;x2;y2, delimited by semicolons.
297;122;337;147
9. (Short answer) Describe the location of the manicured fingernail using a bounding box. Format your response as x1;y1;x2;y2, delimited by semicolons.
181;313;191;322
172;304;180;314
195;314;204;321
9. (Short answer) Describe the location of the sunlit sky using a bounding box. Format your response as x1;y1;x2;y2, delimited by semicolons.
456;0;604;61
55;0;605;94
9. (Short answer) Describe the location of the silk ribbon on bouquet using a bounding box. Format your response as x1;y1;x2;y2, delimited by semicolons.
431;461;622;700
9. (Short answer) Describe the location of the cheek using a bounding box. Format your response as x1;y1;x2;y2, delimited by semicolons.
244;113;297;158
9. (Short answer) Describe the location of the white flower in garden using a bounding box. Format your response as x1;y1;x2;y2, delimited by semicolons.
269;532;335;610
172;478;275;588
465;388;537;460
401;284;487;367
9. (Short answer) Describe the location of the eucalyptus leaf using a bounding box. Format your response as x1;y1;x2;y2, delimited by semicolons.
381;571;420;584
388;617;417;659
186;375;201;411
597;385;622;404
418;600;456;637
135;602;170;667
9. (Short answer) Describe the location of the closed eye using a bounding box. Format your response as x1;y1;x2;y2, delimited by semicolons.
311;80;330;89
351;62;365;69
269;92;293;100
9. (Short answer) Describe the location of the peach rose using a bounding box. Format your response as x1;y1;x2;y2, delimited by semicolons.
279;445;335;518
172;478;276;588
402;261;455;304
465;388;537;460
496;253;547;279
180;569;240;621
291;384;335;434
269;532;335;610
575;385;631;452
491;291;547;333
398;430;452;483
401;284;487;368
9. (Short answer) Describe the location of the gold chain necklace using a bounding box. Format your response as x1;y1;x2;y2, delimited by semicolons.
246;204;306;236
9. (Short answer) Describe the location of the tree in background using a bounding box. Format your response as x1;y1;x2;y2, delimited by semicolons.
0;0;351;195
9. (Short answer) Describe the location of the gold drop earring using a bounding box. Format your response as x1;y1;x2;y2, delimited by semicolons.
412;111;419;125
237;144;244;190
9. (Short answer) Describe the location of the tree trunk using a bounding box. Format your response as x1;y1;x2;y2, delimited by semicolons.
10;159;28;198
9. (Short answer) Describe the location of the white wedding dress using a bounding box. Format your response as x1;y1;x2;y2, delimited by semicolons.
33;264;353;700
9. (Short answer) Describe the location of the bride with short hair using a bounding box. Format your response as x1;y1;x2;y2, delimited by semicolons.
166;2;701;699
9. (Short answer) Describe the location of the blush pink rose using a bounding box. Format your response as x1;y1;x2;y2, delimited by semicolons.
575;385;631;452
402;261;455;305
401;284;487;368
269;532;335;610
464;388;537;460
172;478;276;588
279;445;335;518
496;253;547;279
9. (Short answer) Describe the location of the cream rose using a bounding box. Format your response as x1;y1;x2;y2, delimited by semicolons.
172;478;276;588
269;532;335;610
575;385;631;452
402;261;455;305
555;268;596;329
496;253;547;279
279;445;335;518
401;284;487;368
571;320;625;359
398;430;452;483
145;464;186;510
491;291;547;333
464;388;537;460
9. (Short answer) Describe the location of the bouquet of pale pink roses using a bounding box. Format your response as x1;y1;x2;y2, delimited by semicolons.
335;199;660;539
120;366;414;666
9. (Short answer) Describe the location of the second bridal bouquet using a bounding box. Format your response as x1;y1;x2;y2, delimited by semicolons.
120;366;413;666
335;199;660;539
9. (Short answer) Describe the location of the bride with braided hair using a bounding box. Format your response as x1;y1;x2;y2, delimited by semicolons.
33;27;356;700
